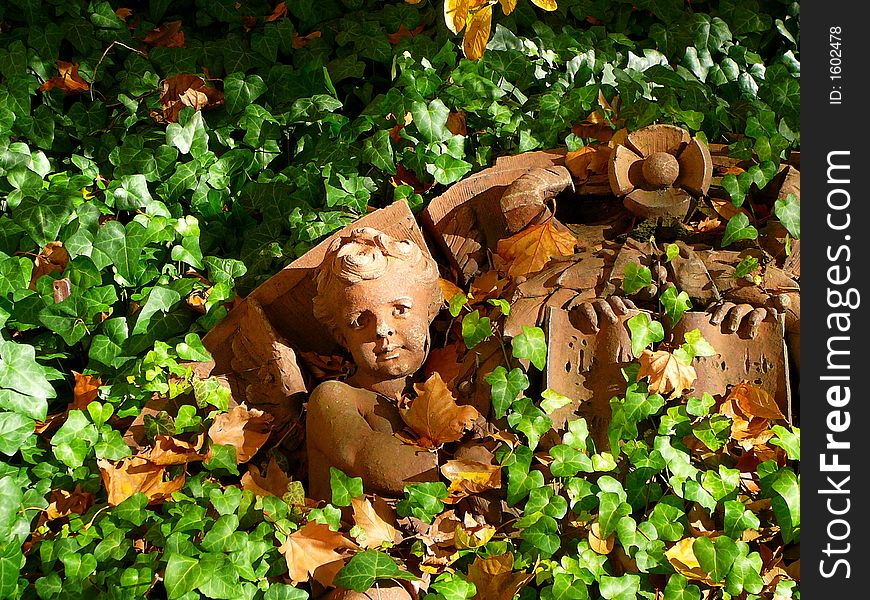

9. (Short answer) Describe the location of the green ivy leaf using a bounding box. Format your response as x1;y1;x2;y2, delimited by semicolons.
485;366;529;419
164;552;206;599
362;130;396;175
627;313;665;357
410;98;451;143
623;263;652;295
770;425;800;460
511;326;547;371
721;213;758;247
224;73;267;114
329;467;363;507
693;535;739;583
397;482;449;523
774;193;800;239
663;574;701;600
549;445;593;477
599;574;640;600
448;292;468;318
461;310;491;349
660;286;692;326
333;550;416;592
664;243;679;263
540;388;572;415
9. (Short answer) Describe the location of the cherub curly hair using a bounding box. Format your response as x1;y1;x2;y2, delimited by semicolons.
312;227;443;341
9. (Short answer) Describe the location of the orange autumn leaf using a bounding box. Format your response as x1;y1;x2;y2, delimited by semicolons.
143;434;205;466
292;31;322;49
387;23;426;44
207;403;273;464
638;349;697;398
29;241;70;290
462;4;492;61
499;0;518;15
156;74;223;123
97;457;185;506
446;110;467;136
531;0;559;10
466;552;534;600
710;198;751;222
240;456;291;497
565;146;610;181
45;487;94;521
692;216;723;233
423;342;464;389
115;8;133;21
444;0;469;35
665;538;711;582
469;269;508;302
454;512;495;549
440;459;501;499
588;521;615;554
728;383;785;420
399;372;480;448
266;1;288;21
278;522;358;586
242;15;258;32
144;20;185;48
438;278;464;303
351;496;399;548
496;220;577;278
39;61;89;95
72;371;101;410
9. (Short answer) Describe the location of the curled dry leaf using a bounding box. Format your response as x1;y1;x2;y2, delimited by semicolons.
466;552;534;600
387;23;426;44
588;521;615;554
438;278;464;303
144;434;205;466
240;456;290;497
469;269;508;303
727;383;785;420
638;349;697;398
30;241;70;290
266;2;288;22
496;220;577;278
144;20;185;48
39;62;89;95
156;74;223;123
665;537;712;583
279;521;358;586
440;459;501;500
72;371;101;410
207;403;273;463
45;487;94;521
565;146;610;182
351;495;399;548
399;372;480;448
97;457;185;506
292;31;322;49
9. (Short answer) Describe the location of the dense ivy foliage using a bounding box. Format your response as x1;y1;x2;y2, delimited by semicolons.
0;1;799;599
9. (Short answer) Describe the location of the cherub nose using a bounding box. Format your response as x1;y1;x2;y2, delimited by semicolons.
376;318;394;338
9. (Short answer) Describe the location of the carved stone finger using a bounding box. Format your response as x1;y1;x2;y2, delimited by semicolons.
610;296;630;315
653;264;668;284
726;303;754;333
746;308;767;338
622;297;637;310
772;293;791;313
710;302;736;326
579;302;599;332
594;298;618;324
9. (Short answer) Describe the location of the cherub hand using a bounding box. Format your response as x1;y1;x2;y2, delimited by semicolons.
708;302;771;338
569;296;638;333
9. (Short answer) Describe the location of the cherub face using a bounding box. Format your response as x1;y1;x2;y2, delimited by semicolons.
332;264;433;383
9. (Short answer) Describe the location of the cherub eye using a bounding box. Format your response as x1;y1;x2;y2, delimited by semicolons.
393;303;411;316
348;313;366;329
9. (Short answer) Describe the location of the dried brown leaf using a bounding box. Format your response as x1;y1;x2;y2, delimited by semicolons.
143;434;205;465
207;403;273;463
588;521;615;554
351;496;399;548
240;456;291;497
638;349;697;398
72;371;101;411
144;20;185;48
728;383;785;420
45;487;93;521
440;459;501;500
665;538;711;583
278;522;358;586
39;62;90;95
466;552;534;600
97;457;185;506
399;372;480;448
266;2;287;21
565;146;610;181
496;220;576;278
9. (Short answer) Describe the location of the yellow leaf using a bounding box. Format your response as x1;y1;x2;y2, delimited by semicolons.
466;553;534;600
530;0;559;10
441;458;501;499
588;521;615;554
499;0;518;15
637;349;697;398
496;220;577;278
278;522;358;586
665;538;710;582
444;0;469;35
351;496;399;549
207;403;274;463
728;383;785;420
462;5;492;61
97;457;185;506
400;373;481;448
455;513;495;549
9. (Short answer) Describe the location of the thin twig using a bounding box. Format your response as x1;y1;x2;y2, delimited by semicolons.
90;41;149;102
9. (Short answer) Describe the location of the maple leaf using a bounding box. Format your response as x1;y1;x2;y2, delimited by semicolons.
665;538;711;583
638;349;697;398
278;522;358;586
97;457;185;506
45;487;93;521
440;459;501;500
39;61;89;95
422;342;464;391
266;1;288;21
207;403;273;463
72;371;101;411
466;552;534;600
241;456;291;497
144;20;185;48
399;373;480;448
351;496;399;548
496;220;576;278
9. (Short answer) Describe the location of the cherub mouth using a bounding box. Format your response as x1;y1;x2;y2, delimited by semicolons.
377;346;403;361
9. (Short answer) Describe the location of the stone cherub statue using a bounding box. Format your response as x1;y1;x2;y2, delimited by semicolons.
305;227;444;500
